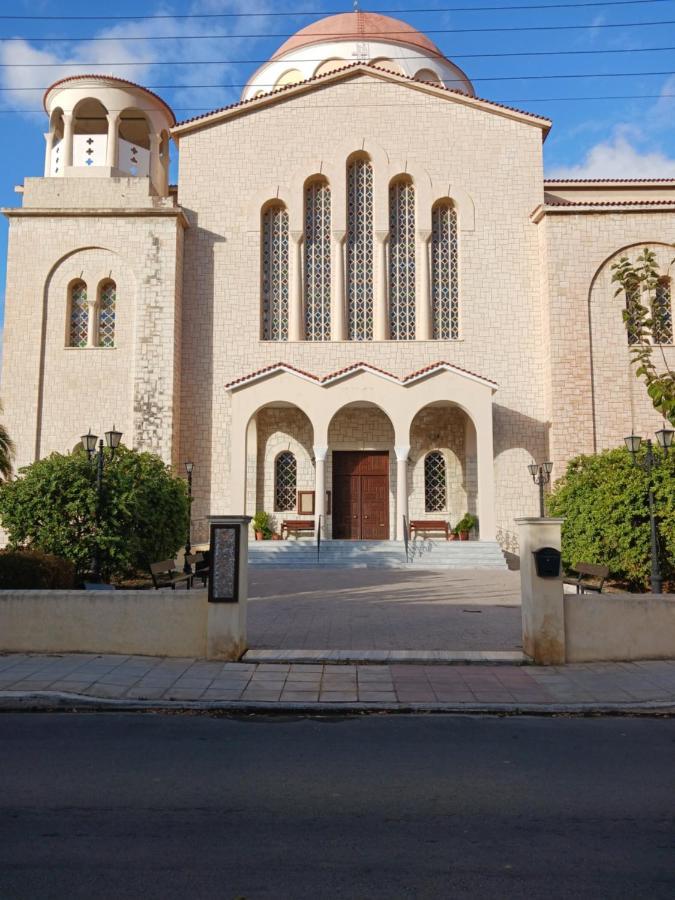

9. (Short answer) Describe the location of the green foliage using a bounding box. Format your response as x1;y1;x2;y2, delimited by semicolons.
252;511;273;538
455;513;479;534
0;549;74;589
547;447;675;590
611;248;675;425
0;400;15;481
0;447;189;581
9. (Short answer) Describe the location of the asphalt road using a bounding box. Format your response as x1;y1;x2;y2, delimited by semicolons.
1;713;674;899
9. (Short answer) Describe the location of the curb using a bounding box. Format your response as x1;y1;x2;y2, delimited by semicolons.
1;691;674;716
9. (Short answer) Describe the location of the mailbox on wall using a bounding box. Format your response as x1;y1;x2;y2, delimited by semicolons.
532;546;561;579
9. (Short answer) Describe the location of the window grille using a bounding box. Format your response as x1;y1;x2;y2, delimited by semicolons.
98;281;116;348
304;180;331;341
424;451;447;512
346;157;374;341
69;280;88;347
431;203;459;340
389;179;416;340
275;451;297;512
625;286;642;346
262;204;289;341
653;278;673;345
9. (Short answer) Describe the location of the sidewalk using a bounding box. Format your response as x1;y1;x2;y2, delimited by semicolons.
2;652;675;713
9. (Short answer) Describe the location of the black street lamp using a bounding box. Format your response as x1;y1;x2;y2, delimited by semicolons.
624;425;674;595
81;426;123;582
183;461;194;575
528;460;554;518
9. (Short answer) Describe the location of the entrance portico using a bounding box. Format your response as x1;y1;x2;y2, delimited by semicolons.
227;362;497;541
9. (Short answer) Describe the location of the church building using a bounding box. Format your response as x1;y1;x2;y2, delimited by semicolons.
2;11;674;557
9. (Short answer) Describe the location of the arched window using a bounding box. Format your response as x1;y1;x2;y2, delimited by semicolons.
389;178;416;340
424;451;447;512
431;202;459;340
98;280;116;348
346;156;374;341
262;204;289;341
304;179;331;341
274;451;297;511
653;277;673;345
625;285;641;346
68;280;89;347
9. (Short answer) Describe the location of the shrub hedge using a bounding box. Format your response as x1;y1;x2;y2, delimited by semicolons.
0;550;75;589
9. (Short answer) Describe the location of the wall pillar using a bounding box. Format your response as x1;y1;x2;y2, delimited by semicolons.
395;445;410;540
62;113;74;168
331;229;346;341
230;411;248;514
314;444;328;533
43;131;55;177
86;298;97;348
476;414;496;541
149;133;163;196
374;230;389;341
105;113;119;168
416;229;432;340
289;231;304;341
517;517;565;665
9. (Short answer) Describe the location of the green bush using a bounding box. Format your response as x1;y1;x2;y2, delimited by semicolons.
0;550;75;589
547;446;675;590
0;447;189;582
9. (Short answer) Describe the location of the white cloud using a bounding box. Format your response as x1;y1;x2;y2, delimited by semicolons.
547;133;675;179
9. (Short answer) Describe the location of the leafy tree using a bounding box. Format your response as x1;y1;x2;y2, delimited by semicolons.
0;446;189;581
611;247;675;425
0;401;15;480
547;447;675;590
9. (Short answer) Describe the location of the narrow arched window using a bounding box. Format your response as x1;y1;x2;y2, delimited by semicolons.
304;179;331;341
431;203;459;340
653;277;672;345
98;280;116;348
389;178;416;340
68;280;89;347
262;204;289;341
346;156;374;341
625;285;641;346
275;451;297;512
424;451;447;512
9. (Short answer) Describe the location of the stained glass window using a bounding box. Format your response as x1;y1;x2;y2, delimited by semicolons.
262;204;289;341
389;179;416;340
653;278;673;345
98;280;116;348
346;157;374;341
69;280;88;347
304;180;331;341
431;203;459;340
275;451;297;511
424;451;447;512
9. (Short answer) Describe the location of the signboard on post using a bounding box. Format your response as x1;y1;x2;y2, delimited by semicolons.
208;523;241;603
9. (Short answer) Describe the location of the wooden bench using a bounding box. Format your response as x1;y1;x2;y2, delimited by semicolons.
186;552;210;588
149;559;193;590
409;520;450;540
563;562;609;594
281;519;315;538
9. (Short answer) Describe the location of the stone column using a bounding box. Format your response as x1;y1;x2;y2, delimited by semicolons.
62;113;74;168
395;445;410;540
289;231;304;341
416;229;432;340
517;517;565;665
149;133;164;195
43;131;54;177
475;414;497;542
105;112;119;169
86;297;97;349
374;230;389;341
331;229;346;341
314;445;328;533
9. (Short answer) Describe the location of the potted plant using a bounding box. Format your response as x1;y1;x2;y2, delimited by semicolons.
455;513;479;541
449;527;459;541
252;511;273;541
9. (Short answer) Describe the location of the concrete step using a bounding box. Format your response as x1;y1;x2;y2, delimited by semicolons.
244;649;527;665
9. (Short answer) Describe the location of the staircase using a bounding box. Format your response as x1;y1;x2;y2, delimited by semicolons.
248;539;506;569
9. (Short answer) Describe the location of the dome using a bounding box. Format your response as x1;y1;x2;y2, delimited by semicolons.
242;11;474;101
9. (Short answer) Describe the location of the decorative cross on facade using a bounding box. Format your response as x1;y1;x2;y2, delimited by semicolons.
352;42;369;62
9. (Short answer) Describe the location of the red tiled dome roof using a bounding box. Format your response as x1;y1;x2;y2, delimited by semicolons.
271;11;446;61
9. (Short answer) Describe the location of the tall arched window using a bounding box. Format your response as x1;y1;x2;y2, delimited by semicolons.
262;203;289;341
653;277;673;345
68;280;89;347
424;451;447;512
304;179;331;341
346;156;374;341
98;280;116;348
274;451;297;511
625;285;641;346
389;177;416;340
431;202;459;340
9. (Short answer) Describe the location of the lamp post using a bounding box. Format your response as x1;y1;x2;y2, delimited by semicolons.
528;461;554;518
81;425;123;582
624;425;674;595
183;461;194;575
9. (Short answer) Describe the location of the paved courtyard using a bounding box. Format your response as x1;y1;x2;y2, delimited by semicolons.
248;568;522;651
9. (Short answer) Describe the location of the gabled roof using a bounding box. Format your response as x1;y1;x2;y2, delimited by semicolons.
225;360;498;392
172;62;551;138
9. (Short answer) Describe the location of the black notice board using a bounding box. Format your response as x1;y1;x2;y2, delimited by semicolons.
208;523;240;603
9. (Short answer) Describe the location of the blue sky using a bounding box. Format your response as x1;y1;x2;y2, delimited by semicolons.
1;0;675;341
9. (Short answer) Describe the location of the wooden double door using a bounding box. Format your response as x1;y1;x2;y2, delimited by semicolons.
332;451;390;540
